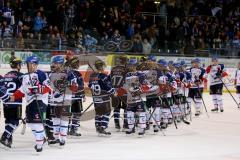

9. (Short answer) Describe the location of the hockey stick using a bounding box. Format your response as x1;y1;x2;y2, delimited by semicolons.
171;93;190;125
166;83;181;129
219;78;240;108
20;118;27;135
163;95;178;129
140;97;166;136
196;84;209;118
182;82;192;122
172;77;193;121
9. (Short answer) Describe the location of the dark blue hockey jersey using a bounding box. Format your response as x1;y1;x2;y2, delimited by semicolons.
3;70;23;107
89;72;115;104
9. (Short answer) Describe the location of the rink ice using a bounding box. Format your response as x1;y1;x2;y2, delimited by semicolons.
1;93;240;160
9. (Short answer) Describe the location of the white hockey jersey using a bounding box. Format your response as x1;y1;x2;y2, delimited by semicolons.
14;70;51;105
206;64;225;86
189;67;206;88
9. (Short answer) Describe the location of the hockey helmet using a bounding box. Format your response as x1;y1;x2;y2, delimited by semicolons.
128;59;138;65
94;60;105;70
25;55;39;64
52;56;65;64
173;62;181;68
10;57;22;68
192;58;200;63
117;56;128;65
211;56;219;62
157;59;168;67
147;55;157;62
168;60;174;66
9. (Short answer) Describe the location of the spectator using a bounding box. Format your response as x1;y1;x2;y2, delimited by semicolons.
14;21;23;37
126;23;134;39
142;38;152;54
111;29;121;43
0;20;13;38
2;2;14;25
122;0;131;14
33;11;46;33
84;34;98;53
132;34;143;53
17;32;25;48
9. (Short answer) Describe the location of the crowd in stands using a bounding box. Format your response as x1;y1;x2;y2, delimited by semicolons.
0;0;239;55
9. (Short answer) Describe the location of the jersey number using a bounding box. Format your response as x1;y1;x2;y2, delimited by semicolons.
111;75;123;87
6;82;17;95
91;84;101;95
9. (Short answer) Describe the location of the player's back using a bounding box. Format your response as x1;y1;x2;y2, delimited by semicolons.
110;65;126;89
4;70;23;105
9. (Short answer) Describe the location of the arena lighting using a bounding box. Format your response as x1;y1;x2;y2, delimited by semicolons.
154;0;161;5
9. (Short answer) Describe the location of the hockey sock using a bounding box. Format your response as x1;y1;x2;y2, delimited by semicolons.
123;110;128;128
138;112;147;129
113;108;120;125
127;111;135;130
95;115;102;129
29;123;45;149
72;113;80;130
187;98;192;112
101;113;110;129
161;108;169;124
216;95;223;109
153;107;160;126
2;120;19;139
212;94;218;109
45;118;53;137
52;118;61;140
60;119;68;142
172;105;179;117
194;98;202;112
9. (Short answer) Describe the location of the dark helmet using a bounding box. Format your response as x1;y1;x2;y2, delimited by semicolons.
118;56;128;65
95;60;105;70
10;58;22;68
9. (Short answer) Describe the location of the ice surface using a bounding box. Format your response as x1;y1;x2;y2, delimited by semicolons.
1;93;240;160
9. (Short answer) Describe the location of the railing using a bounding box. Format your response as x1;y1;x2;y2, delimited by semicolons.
0;37;239;58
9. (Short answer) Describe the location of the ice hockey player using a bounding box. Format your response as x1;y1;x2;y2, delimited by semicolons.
68;56;85;136
206;57;227;112
89;60;116;135
124;59;148;136
188;58;206;116
0;58;23;148
143;55;161;132
168;60;175;73
110;56;128;131
9;55;52;152
136;56;147;71
178;60;192;117
157;59;177;129
48;55;78;146
172;62;191;123
235;62;240;105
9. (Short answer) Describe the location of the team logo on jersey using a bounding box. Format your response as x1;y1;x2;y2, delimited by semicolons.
53;76;68;93
31;75;39;86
